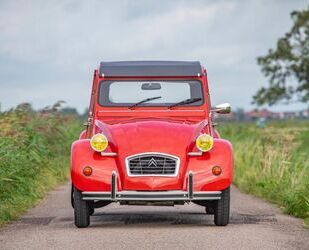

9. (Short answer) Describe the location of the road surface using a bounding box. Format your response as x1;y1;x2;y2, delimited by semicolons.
0;183;308;250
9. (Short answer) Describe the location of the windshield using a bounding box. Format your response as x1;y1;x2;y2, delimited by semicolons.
98;80;204;107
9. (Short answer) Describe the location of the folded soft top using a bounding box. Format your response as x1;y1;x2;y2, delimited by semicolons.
99;61;202;77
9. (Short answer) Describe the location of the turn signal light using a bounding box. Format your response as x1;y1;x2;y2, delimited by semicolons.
212;166;222;176
83;166;93;176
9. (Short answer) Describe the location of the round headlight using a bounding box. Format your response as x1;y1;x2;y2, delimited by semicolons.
90;133;108;152
196;134;214;152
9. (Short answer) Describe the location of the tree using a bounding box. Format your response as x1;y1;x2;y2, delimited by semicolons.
253;7;309;106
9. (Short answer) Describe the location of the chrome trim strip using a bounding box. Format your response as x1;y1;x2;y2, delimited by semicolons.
125;152;180;177
188;151;203;156
82;190;221;201
101;152;117;156
82;191;222;195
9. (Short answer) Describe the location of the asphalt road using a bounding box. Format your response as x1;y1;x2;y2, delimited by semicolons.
0;183;308;250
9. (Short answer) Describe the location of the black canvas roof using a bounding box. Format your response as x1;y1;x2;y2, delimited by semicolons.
99;61;202;77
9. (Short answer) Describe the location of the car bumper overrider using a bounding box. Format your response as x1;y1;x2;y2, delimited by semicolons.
82;172;222;201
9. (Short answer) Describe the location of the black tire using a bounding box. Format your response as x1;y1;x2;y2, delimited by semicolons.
73;186;90;228
71;184;74;208
89;201;95;216
205;206;214;214
214;187;230;226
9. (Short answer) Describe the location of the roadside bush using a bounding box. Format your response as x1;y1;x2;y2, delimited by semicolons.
0;103;81;225
219;121;309;226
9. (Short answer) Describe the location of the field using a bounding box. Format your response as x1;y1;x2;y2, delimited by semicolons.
219;121;309;225
0;104;81;225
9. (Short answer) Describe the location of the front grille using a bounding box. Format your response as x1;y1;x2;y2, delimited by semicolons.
126;153;179;176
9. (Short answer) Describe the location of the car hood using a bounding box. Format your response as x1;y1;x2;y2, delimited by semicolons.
94;118;208;190
95;118;208;156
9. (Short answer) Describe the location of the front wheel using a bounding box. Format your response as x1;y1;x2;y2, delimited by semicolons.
88;201;95;216
73;186;90;228
214;187;230;226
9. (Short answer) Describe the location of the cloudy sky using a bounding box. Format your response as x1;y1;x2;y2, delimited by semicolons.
0;0;307;113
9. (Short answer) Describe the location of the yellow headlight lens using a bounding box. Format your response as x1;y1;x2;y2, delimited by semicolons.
90;133;108;152
196;134;214;152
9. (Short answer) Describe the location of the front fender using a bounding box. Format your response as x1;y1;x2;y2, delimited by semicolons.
71;139;119;191
186;138;233;191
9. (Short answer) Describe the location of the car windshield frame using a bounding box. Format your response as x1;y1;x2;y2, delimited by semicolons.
98;79;205;108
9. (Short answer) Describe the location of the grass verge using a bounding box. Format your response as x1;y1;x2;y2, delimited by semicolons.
0;104;81;226
219;121;309;226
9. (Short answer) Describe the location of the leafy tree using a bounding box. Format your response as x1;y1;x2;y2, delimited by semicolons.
253;7;309;106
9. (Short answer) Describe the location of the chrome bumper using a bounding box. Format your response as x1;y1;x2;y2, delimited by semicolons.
82;172;221;201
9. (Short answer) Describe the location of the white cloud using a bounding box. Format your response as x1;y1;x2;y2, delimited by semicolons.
0;1;235;67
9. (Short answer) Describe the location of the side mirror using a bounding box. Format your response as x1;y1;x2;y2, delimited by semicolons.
212;103;231;114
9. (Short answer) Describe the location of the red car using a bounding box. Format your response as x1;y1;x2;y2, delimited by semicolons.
71;61;233;228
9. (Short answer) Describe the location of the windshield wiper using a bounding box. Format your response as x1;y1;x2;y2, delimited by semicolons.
168;97;202;109
129;96;162;109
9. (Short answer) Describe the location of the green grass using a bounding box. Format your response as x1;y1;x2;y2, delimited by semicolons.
219;121;309;226
0;104;81;226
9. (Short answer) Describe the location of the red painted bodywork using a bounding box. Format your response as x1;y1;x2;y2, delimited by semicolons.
71;68;234;193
